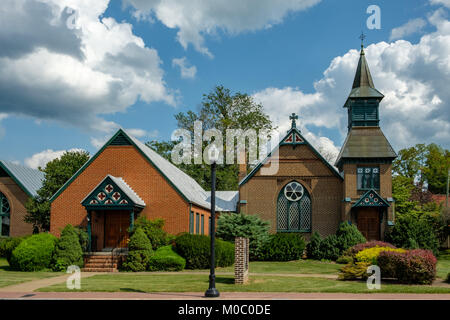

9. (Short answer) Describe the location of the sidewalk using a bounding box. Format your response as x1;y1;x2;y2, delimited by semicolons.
0;291;449;300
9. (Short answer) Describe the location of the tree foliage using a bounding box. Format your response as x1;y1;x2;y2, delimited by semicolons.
216;212;270;260
392;143;449;194
147;85;275;190
24;150;90;232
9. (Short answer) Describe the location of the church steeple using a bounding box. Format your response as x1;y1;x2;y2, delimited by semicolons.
344;36;384;130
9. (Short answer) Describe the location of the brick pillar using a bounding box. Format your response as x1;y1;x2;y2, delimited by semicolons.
234;237;249;284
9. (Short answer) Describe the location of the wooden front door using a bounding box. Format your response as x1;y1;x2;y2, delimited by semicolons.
357;208;380;241
105;211;130;248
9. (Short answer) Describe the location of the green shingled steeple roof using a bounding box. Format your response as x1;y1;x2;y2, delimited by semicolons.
345;44;384;104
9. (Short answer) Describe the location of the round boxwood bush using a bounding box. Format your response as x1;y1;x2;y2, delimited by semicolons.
148;245;186;271
335;222;366;252
10;233;57;271
52;224;84;271
122;228;153;272
173;234;234;269
319;234;341;261
0;236;29;264
261;233;305;261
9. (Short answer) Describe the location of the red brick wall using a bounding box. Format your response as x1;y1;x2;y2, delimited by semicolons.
0;177;33;236
50;145;195;237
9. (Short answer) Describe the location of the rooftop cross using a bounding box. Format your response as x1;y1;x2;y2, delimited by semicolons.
290;113;298;129
359;32;366;50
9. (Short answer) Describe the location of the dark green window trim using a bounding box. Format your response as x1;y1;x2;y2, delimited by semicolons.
189;211;194;234
276;181;312;233
195;213;199;234
201;215;204;235
357;167;380;190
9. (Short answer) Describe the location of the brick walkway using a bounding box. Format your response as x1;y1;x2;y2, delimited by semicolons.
0;291;449;300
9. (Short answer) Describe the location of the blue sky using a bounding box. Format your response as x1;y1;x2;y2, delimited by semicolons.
0;0;449;168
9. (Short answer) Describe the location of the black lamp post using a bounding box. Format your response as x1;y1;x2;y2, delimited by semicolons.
205;145;220;298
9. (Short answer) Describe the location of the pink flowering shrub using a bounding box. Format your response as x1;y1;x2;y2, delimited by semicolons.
378;249;437;284
345;241;396;257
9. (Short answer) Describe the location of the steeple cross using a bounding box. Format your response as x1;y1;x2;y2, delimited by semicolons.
359;32;366;48
289;113;298;128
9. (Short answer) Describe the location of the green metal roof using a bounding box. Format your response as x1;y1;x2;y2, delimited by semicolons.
335;127;397;167
0;160;44;197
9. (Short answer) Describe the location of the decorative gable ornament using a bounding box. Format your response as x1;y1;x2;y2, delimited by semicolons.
352;189;390;208
81;175;145;209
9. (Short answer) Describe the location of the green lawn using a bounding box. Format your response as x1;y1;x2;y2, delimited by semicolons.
185;259;342;275
437;252;450;279
0;258;61;288
37;273;450;294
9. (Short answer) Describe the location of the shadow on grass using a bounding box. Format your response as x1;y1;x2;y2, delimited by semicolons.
215;277;234;285
120;288;147;293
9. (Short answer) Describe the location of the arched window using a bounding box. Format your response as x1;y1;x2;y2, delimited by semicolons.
277;181;311;232
0;192;10;236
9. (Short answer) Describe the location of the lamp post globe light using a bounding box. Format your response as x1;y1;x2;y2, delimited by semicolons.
205;144;220;298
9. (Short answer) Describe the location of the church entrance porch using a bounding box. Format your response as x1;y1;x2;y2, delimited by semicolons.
351;189;390;241
81;175;146;252
356;207;380;241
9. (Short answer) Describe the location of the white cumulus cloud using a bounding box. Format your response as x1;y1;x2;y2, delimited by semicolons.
124;0;321;56
25;148;86;169
389;18;427;40
254;8;450;159
172;57;197;79
0;0;175;135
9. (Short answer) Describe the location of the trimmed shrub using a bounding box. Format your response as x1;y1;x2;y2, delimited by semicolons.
122;228;153;272
173;234;234;269
216;212;270;261
385;215;439;255
377;250;405;279
445;273;450;284
355;246;406;265
319;235;341;261
133;217;169;250
395;249;437;285
306;223;365;261
52;225;84;271
216;239;235;267
73;227;89;252
336;255;353;264
335;222;366;252
261;233;306;261
306;232;323;260
344;241;396;258
338;261;371;280
0;236;29;263
148;246;186;271
9;233;57;271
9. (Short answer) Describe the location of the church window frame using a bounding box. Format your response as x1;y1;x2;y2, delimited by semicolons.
277;181;311;233
357;167;380;190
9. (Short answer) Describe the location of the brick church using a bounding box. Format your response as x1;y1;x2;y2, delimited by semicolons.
239;43;397;241
45;43;396;250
